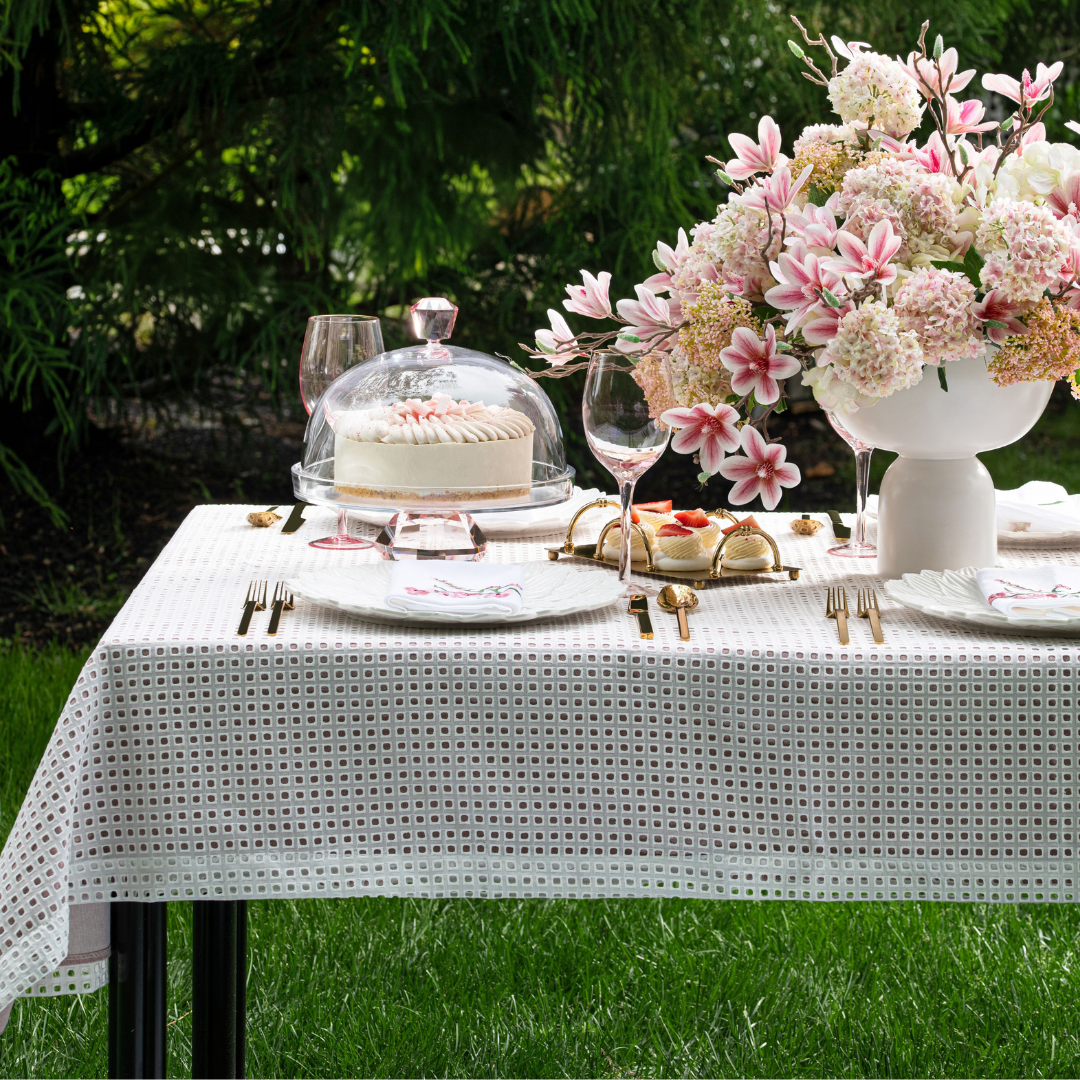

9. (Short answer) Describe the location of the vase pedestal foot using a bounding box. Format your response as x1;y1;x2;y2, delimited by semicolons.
877;455;997;579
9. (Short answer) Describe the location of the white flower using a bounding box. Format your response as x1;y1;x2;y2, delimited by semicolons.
827;52;924;138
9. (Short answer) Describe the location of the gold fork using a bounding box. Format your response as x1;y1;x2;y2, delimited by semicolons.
825;586;850;645
857;587;885;644
267;581;295;636
237;580;268;636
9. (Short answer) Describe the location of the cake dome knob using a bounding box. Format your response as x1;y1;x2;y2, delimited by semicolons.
411;297;458;343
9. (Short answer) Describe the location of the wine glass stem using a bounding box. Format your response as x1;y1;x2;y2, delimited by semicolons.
336;508;350;539
854;447;873;545
618;479;636;587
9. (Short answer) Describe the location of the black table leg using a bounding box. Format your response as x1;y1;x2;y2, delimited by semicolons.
192;900;247;1079
108;901;168;1079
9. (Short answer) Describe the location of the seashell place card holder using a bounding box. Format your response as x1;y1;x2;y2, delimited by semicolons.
546;498;801;587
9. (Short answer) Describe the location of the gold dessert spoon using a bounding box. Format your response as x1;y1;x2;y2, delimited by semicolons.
656;584;698;641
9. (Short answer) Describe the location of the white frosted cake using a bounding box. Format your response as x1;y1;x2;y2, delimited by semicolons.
332;393;535;503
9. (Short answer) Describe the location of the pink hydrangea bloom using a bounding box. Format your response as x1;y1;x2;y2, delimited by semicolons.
716;425;801;510
837;158;961;255
820;301;925;400
705;203;782;301
892;267;984;366
827;52;924;138
976;198;1073;304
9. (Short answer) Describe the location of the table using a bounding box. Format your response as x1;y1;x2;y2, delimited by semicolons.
2;503;1079;1072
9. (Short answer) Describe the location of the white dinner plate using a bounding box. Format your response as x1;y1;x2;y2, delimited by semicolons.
287;562;625;626
345;486;610;538
884;566;1080;635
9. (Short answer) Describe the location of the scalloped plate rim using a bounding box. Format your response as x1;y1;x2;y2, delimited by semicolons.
884;566;1080;635
286;562;625;626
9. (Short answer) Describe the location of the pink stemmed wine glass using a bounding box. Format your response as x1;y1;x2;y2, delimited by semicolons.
583;351;672;595
299;315;384;550
826;411;876;558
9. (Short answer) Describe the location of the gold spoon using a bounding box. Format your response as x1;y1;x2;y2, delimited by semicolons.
656;584;699;641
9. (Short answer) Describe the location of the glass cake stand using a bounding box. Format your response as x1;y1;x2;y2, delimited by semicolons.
291;297;575;560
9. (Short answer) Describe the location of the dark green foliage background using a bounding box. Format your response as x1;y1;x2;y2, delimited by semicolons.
2;0;1079;508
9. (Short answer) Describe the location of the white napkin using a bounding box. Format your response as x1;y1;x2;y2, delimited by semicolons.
994;481;1080;534
385;561;525;616
975;566;1080;620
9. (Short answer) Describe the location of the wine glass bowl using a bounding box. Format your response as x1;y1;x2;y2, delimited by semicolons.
300;315;384;550
826;411;877;559
582;352;672;592
300;315;384;416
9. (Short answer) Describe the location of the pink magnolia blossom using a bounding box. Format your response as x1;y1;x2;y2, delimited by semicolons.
1047;173;1080;219
642;228;690;292
823;220;902;286
659;402;741;474
945;96;997;134
913;130;952;173
719;325;801;405
764;246;843;332
725;116;782;180
534;309;582;365
563;270;613;319
901;48;975;99
801;299;856;345
740;165;813;212
786;200;840;251
1022;122;1047;149
982;62;1063;107
717;425;801;510
971;289;1030;345
614;286;681;353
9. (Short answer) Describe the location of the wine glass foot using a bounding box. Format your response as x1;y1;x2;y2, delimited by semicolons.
828;541;877;558
309;534;373;550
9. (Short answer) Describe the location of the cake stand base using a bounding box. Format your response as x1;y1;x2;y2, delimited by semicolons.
374;511;487;561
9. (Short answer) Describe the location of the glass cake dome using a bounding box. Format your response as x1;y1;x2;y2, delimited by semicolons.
292;298;575;512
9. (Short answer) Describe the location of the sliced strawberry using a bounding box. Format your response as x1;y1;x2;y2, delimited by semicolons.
721;514;760;535
630;505;641;524
656;523;693;537
675;509;711;529
634;500;673;514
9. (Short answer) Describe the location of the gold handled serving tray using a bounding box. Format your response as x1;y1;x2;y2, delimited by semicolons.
546;498;800;587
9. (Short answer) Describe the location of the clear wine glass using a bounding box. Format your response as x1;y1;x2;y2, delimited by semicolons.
582;351;672;594
299;315;384;550
826;411;876;558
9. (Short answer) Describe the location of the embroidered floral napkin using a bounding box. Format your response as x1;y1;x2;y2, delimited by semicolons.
385;561;525;616
975;566;1080;620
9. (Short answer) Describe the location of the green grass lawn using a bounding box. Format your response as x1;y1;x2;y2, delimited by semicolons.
2;644;1080;1078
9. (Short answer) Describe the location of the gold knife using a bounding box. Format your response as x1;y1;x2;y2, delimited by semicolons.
628;594;654;639
281;503;308;534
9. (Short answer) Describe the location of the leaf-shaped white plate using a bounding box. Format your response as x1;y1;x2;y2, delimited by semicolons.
884;566;1080;635
286;562;625;626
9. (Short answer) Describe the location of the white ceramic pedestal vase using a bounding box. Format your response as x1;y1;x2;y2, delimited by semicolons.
838;349;1053;579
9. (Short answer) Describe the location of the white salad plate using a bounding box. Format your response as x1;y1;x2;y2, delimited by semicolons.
884;566;1080;635
286;562;625;626
346;486;610;538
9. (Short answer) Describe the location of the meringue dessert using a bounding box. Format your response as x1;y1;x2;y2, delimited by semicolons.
332;394;535;503
719;532;774;570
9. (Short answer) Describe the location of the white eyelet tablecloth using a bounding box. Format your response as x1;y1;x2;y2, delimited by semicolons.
3;503;1080;1010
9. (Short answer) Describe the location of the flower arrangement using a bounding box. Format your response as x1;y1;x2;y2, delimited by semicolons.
525;18;1080;507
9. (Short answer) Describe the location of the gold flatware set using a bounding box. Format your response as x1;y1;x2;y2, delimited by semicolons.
825;586;885;645
238;580;294;636
628;586;700;641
